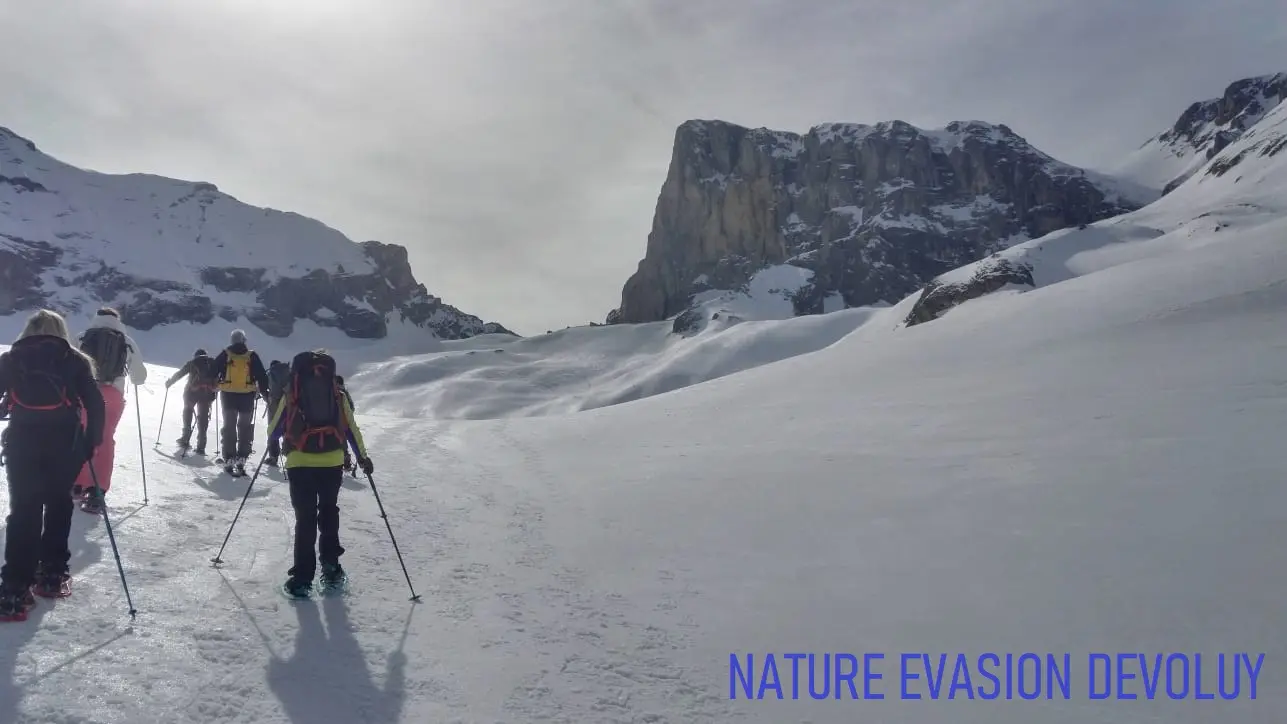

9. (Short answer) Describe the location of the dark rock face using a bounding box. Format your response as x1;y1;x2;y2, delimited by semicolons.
904;257;1035;326
0;234;60;312
1156;73;1287;193
610;118;1142;325
0;126;515;340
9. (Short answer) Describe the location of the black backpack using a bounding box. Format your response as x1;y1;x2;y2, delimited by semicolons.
268;362;291;400
190;355;219;391
283;351;347;455
80;327;128;382
3;338;80;421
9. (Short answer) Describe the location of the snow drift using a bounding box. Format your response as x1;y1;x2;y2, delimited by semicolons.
349;303;881;419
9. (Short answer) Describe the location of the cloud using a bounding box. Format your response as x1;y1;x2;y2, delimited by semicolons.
0;0;1283;334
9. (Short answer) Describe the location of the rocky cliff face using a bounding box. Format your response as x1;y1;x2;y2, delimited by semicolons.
0;126;513;340
903;72;1287;328
1113;73;1287;193
610;118;1151;325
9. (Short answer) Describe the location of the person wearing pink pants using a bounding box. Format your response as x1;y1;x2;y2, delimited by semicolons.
72;308;148;513
74;384;125;493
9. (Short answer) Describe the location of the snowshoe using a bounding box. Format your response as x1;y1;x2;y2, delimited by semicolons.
318;562;348;594
281;576;312;599
234;458;246;477
0;585;36;622
33;572;71;599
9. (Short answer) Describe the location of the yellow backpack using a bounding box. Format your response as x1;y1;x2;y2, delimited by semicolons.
219;351;255;393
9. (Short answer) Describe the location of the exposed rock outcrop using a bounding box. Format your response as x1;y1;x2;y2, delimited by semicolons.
1113;73;1287;194
904;257;1035;326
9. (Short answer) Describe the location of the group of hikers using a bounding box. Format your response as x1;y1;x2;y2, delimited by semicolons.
163;329;359;477
0;306;378;619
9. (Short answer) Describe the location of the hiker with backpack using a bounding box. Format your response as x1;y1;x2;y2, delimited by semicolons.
264;360;291;467
0;309;106;618
211;329;270;476
73;307;147;514
165;348;220;455
267;350;373;597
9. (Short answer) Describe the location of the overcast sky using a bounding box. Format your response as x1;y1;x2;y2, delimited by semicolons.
1;0;1283;335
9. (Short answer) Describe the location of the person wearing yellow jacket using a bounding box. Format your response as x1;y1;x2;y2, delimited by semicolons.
267;350;373;597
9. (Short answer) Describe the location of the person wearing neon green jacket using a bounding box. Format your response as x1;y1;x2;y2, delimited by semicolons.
267;355;373;596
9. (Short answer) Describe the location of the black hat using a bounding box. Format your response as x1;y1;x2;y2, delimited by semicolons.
195;348;207;356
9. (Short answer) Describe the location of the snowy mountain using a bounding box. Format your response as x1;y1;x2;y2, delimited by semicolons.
906;73;1287;325
607;117;1157;330
1111;72;1287;194
3;79;1286;722
0;125;514;357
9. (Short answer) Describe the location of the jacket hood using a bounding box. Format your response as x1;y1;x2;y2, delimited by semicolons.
86;314;125;333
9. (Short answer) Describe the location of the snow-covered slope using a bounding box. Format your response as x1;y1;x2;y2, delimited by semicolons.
0;126;512;359
350;85;1287;419
1;124;1285;720
1110;72;1286;193
348;301;881;419
904;85;1287;326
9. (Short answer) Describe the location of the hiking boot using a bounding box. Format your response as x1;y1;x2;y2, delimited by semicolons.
34;568;70;598
81;490;105;514
320;562;345;585
0;582;35;620
71;486;88;501
194;446;206;455
283;575;311;598
176;435;191;450
264;455;278;468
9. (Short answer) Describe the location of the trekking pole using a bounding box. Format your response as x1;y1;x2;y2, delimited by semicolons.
86;464;138;619
133;384;149;504
210;448;272;566
154;386;169;446
363;470;422;602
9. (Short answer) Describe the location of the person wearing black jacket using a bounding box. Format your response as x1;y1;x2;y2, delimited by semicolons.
264;360;291;467
165;348;220;454
0;309;105;618
211;329;270;473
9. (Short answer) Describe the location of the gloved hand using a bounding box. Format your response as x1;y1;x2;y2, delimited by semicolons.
358;457;373;476
164;379;172;389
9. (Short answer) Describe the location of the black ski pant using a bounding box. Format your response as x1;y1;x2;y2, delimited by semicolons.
1;423;84;586
181;389;216;450
219;391;256;460
287;465;345;581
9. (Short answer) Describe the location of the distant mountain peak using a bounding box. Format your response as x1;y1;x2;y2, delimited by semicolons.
0;124;515;346
1112;72;1287;193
